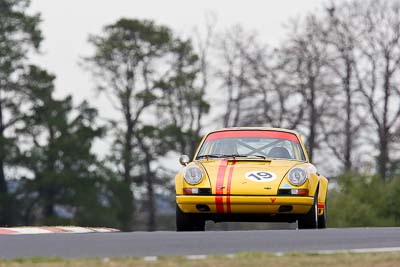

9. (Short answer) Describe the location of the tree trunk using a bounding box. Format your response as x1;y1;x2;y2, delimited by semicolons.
42;125;56;223
123;111;133;185
144;152;156;231
0;96;11;226
0;154;6;194
378;132;389;181
344;60;353;172
0;97;7;194
307;73;317;163
121;105;135;231
379;55;391;181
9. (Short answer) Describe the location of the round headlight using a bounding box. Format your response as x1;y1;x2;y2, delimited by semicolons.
288;167;308;186
183;165;204;185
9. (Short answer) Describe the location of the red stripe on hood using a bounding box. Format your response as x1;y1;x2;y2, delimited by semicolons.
215;159;228;213
226;161;236;213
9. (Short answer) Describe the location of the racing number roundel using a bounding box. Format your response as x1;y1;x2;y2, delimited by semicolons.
245;171;277;182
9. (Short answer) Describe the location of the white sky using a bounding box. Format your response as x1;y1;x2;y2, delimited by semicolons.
29;0;327;170
30;0;324;106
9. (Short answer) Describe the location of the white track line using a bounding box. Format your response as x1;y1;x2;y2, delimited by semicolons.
56;227;94;233
7;227;52;235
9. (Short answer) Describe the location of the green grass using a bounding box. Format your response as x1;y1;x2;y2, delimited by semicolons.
1;252;400;267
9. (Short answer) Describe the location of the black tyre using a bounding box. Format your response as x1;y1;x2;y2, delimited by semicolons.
176;204;205;232
298;193;318;229
318;199;327;229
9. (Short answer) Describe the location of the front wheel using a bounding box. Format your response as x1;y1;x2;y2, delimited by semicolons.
298;194;318;229
176;204;205;231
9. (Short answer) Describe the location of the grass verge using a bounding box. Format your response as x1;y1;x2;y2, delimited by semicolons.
1;252;400;267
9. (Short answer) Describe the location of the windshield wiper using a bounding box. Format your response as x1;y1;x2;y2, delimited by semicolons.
224;154;251;158
197;154;251;159
197;154;226;159
197;154;268;160
250;154;267;159
227;154;267;159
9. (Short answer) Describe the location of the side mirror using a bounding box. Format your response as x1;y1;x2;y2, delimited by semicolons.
179;155;190;166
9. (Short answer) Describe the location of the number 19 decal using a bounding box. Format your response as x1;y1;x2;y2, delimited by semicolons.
245;171;276;182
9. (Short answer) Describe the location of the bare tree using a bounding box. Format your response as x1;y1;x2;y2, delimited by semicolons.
215;26;260;127
193;13;216;139
280;15;337;162
228;43;306;129
215;24;307;130
354;0;400;180
214;20;335;164
318;1;367;172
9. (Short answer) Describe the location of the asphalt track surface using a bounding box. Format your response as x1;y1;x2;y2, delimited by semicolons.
0;228;399;259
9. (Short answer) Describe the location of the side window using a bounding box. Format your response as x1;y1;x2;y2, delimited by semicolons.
197;140;215;156
294;143;306;161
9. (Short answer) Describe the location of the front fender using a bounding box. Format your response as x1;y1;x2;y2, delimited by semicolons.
317;175;329;204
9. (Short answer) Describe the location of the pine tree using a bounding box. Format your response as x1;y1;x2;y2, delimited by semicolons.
16;66;126;227
0;0;42;225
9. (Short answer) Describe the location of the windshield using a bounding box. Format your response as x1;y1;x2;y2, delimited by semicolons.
196;130;306;161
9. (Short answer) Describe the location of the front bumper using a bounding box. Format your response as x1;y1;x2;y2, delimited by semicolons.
176;195;313;214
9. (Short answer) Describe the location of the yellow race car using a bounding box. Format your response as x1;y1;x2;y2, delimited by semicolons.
175;127;328;231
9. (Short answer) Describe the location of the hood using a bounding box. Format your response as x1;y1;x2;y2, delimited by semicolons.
198;158;301;195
